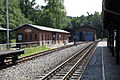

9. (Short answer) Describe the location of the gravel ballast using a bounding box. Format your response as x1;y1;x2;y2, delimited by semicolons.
0;43;91;80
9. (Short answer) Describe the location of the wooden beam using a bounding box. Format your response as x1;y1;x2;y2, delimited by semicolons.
111;30;114;56
115;29;120;64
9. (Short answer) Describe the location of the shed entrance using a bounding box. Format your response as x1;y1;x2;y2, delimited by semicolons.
75;32;83;41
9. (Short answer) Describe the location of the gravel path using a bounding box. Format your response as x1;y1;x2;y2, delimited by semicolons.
0;43;91;80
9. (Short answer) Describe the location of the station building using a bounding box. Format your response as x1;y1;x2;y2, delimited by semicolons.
74;24;97;41
13;24;69;45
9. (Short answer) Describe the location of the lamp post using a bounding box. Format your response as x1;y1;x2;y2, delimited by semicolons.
6;0;10;50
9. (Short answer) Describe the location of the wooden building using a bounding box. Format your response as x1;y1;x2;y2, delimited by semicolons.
13;24;69;45
74;24;97;41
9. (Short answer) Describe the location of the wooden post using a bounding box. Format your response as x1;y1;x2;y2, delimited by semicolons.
111;30;114;56
107;30;111;49
12;55;18;64
0;56;5;65
6;0;10;50
107;34;109;48
109;30;112;52
116;29;119;64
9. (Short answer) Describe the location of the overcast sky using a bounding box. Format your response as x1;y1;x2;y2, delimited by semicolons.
36;0;102;17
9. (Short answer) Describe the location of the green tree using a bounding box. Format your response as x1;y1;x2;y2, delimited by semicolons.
0;0;32;43
39;0;68;29
20;0;36;18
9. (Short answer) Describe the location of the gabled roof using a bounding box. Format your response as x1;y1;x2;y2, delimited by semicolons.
74;24;97;30
0;27;7;31
13;24;69;34
82;24;97;30
0;27;11;31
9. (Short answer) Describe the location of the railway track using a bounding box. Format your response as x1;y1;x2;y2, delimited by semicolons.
36;41;98;80
2;42;83;66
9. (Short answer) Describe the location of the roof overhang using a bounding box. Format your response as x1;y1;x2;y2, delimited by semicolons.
102;0;120;30
12;24;70;34
0;27;11;31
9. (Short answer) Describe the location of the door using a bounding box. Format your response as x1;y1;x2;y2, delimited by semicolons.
75;32;80;41
25;33;31;41
85;32;93;41
52;32;56;43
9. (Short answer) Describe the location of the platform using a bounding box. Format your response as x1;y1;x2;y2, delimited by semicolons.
81;41;120;80
0;49;24;56
0;49;24;64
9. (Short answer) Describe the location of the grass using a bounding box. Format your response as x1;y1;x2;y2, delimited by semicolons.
11;39;16;43
19;46;51;58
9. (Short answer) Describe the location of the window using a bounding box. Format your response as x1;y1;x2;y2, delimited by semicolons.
18;34;23;41
27;34;30;40
25;33;31;41
42;34;43;41
45;33;47;40
35;34;37;40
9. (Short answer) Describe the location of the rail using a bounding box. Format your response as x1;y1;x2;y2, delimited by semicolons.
40;41;98;80
62;41;97;80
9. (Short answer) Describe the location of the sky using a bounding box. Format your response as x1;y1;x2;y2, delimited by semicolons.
35;0;102;17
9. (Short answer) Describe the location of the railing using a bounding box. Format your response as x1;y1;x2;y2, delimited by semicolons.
0;41;38;50
0;40;68;50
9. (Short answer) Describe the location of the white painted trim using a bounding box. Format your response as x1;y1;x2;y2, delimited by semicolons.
102;46;105;80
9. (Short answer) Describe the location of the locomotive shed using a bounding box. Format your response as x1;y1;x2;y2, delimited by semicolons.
74;24;97;41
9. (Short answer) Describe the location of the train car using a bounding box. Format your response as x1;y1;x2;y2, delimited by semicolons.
13;24;69;46
74;24;97;41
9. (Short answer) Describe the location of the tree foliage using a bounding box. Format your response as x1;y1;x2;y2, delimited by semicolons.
19;0;68;29
20;0;36;18
0;0;32;43
38;0;68;29
0;0;32;29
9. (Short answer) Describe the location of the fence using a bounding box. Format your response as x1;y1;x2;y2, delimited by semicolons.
0;41;38;50
0;40;67;50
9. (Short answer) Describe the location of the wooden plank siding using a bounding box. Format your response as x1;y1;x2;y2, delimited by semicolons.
15;24;69;46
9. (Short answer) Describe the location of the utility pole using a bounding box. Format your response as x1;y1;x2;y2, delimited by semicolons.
6;0;10;50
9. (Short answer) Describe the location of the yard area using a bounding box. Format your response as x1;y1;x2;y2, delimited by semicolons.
19;46;50;58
